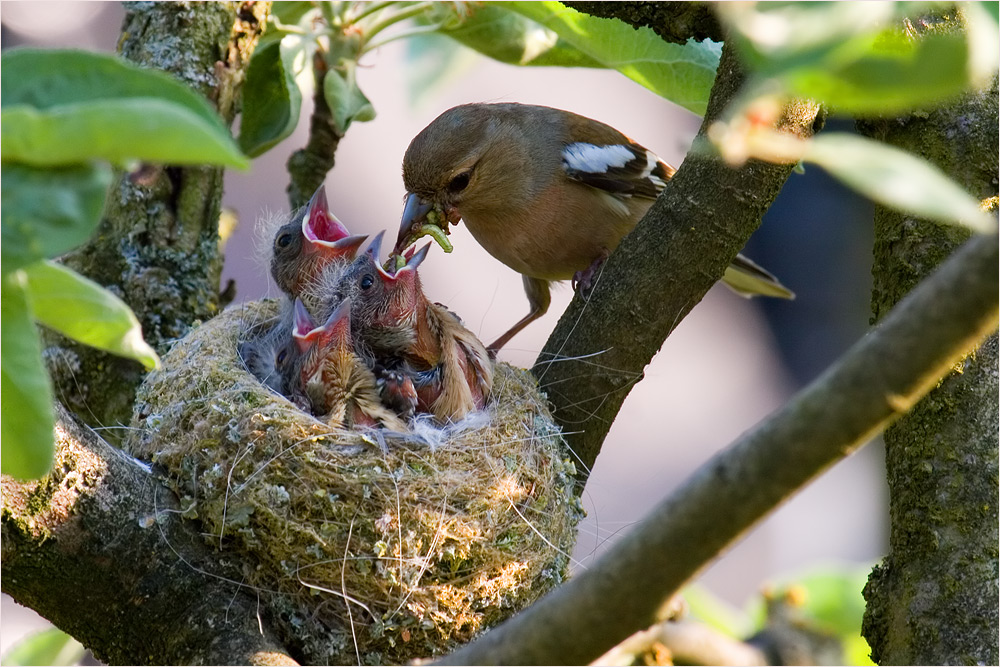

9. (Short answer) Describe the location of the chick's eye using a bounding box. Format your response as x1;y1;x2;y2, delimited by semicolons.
276;349;287;364
360;274;375;290
275;232;293;250
447;171;471;193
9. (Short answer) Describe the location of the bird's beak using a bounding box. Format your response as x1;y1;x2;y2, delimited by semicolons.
292;298;318;353
365;230;385;261
377;242;429;282
317;298;353;351
301;185;352;252
395;192;432;253
318;234;368;262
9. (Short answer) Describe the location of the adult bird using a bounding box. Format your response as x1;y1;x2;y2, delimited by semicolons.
396;102;793;352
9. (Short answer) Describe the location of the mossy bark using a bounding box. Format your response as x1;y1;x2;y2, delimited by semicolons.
859;14;999;665
1;405;297;666
50;1;269;436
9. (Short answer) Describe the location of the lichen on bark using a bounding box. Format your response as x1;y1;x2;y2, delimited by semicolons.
859;13;999;663
47;2;269;436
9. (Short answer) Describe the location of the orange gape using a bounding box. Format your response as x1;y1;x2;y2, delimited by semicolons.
312;232;493;423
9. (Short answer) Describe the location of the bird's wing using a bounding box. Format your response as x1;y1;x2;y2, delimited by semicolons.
559;113;676;200
561;141;675;200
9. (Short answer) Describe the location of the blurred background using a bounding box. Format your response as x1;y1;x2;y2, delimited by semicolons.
1;1;884;655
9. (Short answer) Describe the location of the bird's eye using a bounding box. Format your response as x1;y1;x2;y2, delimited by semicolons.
360;274;375;290
275;232;293;249
276;349;287;364
447;171;471;193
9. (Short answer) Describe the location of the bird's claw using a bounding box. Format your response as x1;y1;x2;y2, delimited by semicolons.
376;367;418;419
572;249;610;297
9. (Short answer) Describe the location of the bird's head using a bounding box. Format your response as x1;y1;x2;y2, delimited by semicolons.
396;103;551;254
271;185;367;296
341;232;430;336
293;297;354;386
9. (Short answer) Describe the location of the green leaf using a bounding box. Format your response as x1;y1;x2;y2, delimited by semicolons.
964;2;1000;85
805;133;994;232
719;2;899;70
403;33;481;106
981;0;1000;23
719;3;986;114
239;38;304;157
1;628;86;667
1;48;247;168
271;1;315;26
3;100;248;168
323;60;376;135
435;4;601;68
1;271;55;481
763;567;875;666
682;584;752;637
1;163;112;274
501;1;720;115
783;30;971;114
24;261;160;371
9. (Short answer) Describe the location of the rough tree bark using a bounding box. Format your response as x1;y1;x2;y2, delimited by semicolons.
440;232;999;666
5;3;997;665
50;1;267;436
859;12;999;664
566;1;723;45
2;405;297;666
532;37;821;481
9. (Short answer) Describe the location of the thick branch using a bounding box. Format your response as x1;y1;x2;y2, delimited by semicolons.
859;19;999;661
1;405;297;666
52;2;267;434
441;232;998;665
532;40;820;481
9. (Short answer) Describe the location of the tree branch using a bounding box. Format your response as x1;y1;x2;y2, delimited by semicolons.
1;405;297;666
440;231;998;665
52;2;268;434
532;38;821;482
859;13;999;662
286;53;343;209
596;619;767;666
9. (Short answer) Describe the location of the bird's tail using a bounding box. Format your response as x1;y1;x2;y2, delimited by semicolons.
722;254;795;300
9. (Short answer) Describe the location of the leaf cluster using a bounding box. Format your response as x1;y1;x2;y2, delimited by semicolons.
0;50;247;480
707;1;997;231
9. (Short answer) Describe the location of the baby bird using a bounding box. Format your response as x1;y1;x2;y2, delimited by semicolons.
271;184;367;298
237;307;301;401
291;298;409;431
321;233;493;422
396;102;794;352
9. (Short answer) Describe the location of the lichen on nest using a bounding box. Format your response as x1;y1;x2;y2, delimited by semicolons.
126;298;583;664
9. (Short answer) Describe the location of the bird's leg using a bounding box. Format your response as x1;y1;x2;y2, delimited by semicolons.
487;276;551;354
572;248;610;297
374;364;418;419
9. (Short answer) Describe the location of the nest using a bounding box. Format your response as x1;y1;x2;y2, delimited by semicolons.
125;299;583;665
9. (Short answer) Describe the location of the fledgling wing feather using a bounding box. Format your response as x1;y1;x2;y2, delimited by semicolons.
422;303;493;421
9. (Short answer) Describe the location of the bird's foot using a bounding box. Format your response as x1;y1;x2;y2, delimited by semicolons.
572;249;610;297
375;367;418;418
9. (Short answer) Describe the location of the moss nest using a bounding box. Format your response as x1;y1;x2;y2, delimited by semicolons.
126;299;583;665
